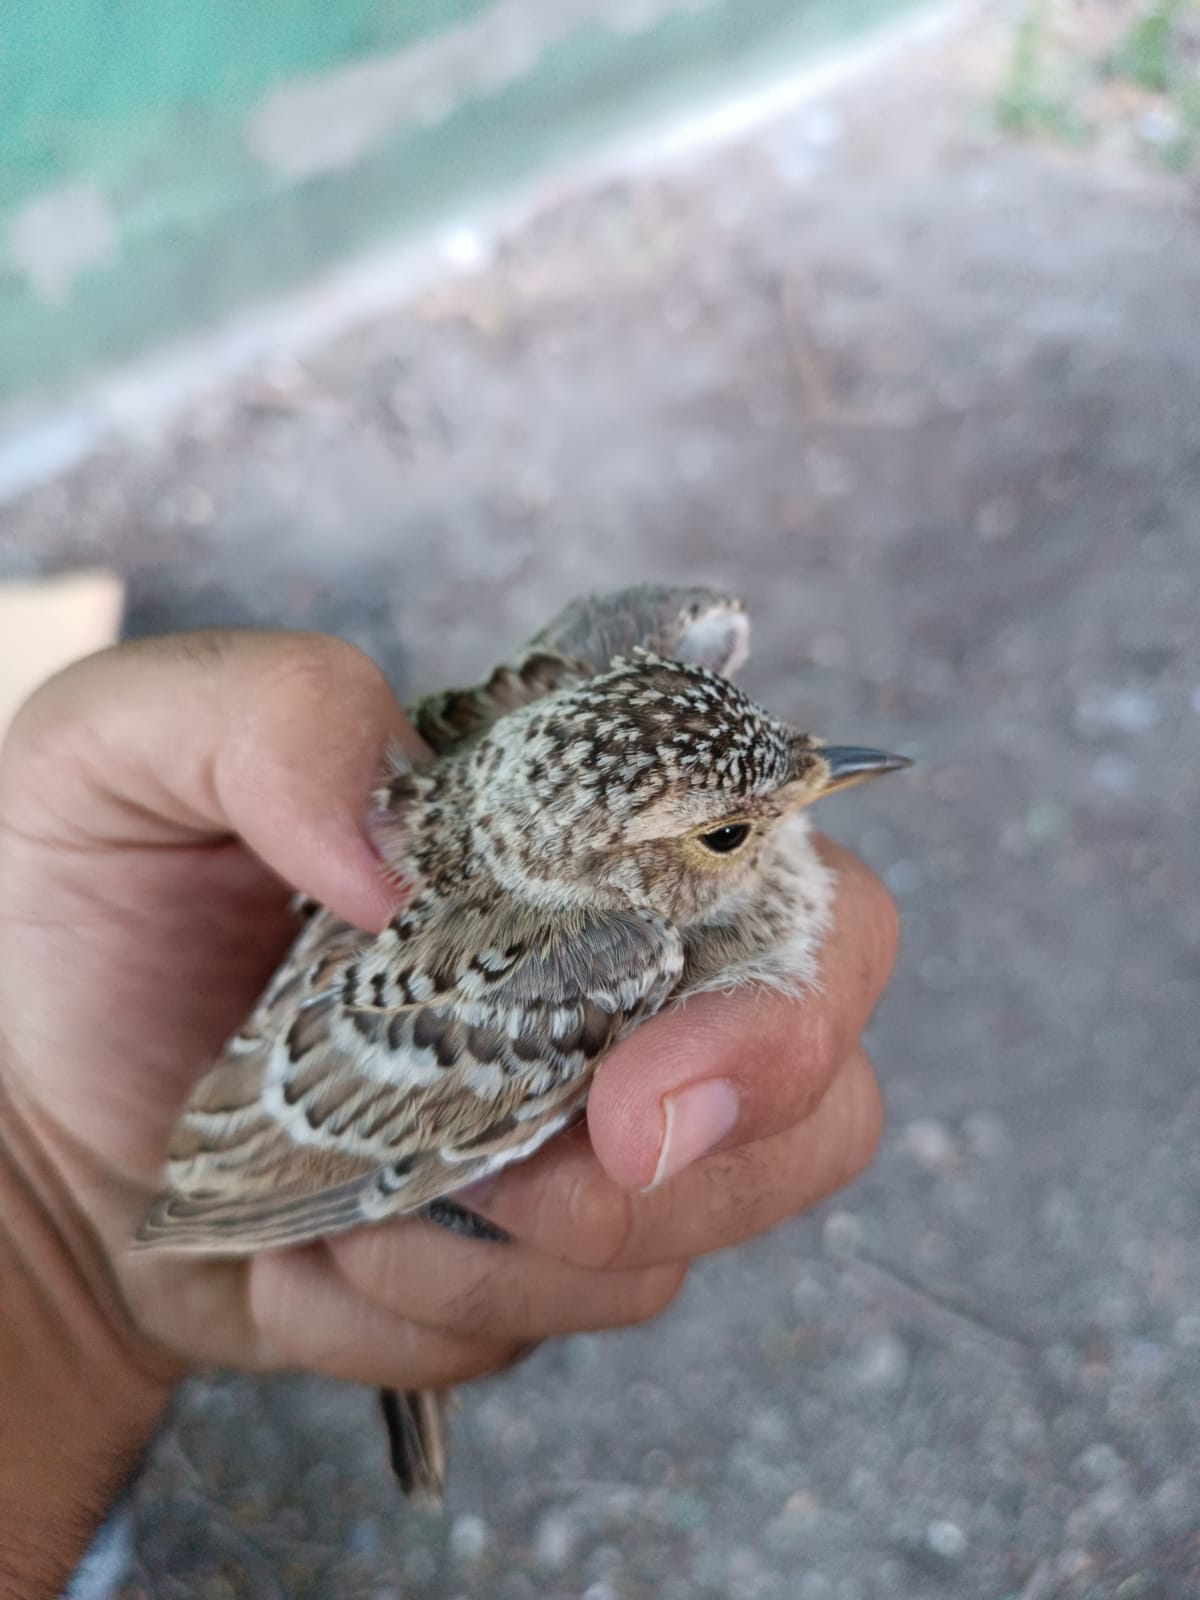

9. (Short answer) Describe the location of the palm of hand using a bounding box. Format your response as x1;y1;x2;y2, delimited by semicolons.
0;811;300;1365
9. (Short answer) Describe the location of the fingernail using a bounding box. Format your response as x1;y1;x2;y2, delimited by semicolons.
646;1079;739;1190
364;804;403;863
363;808;417;908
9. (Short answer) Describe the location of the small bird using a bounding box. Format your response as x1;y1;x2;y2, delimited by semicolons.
137;585;908;1499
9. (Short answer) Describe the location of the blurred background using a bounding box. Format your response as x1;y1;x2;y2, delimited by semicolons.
3;2;1200;1596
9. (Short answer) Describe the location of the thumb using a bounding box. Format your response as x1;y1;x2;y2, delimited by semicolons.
586;840;898;1189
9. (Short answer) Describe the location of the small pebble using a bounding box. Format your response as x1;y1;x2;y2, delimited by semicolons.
449;1514;489;1564
822;1211;864;1256
1024;798;1068;842
791;1271;829;1315
349;1518;381;1558
925;1519;968;1562
1075;1442;1125;1485
1068;1484;1130;1541
903;1117;958;1172
533;1509;579;1572
667;1490;708;1532
1136;105;1180;148
851;1331;910;1393
564;1333;602;1375
1104;688;1159;731
1074;686;1158;736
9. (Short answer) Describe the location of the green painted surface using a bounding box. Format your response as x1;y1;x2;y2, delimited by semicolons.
0;0;921;407
1;2;495;209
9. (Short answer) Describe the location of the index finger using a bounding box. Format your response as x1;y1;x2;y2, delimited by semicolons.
586;837;898;1189
0;630;424;932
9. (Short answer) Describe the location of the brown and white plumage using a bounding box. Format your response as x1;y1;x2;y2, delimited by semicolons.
136;584;908;1498
141;891;681;1250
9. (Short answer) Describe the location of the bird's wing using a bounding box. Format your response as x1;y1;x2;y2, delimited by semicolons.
524;585;750;680
409;584;749;754
136;896;683;1254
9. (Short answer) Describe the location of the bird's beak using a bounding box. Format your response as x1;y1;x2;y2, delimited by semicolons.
817;745;913;796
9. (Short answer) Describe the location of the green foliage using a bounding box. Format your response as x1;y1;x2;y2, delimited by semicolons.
1107;0;1188;93
1112;0;1200;172
996;1;1091;144
997;0;1200;172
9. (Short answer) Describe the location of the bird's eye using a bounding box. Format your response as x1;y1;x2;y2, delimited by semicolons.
698;823;752;855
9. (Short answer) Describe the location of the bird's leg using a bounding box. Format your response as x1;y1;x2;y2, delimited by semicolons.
419;1197;511;1244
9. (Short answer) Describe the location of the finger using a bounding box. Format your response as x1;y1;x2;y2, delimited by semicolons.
244;1243;524;1388
587;838;897;1189
480;1045;882;1271
0;631;427;931
329;1214;686;1343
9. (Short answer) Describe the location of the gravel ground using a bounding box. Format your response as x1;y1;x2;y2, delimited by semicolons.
4;10;1200;1598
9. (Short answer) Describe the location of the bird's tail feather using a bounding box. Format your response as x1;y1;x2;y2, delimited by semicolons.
380;1387;448;1505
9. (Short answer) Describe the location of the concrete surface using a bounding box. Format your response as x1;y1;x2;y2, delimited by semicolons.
2;10;1198;1599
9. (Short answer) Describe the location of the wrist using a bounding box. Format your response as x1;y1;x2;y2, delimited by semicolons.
0;1077;179;1600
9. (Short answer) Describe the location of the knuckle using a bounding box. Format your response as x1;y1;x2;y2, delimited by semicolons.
245;1246;310;1370
623;1263;688;1326
869;883;901;983
259;632;390;717
1;664;97;773
0;684;106;831
855;868;900;995
144;628;241;676
842;1054;885;1183
802;1004;842;1104
217;632;398;804
824;841;900;1001
0;694;70;789
437;1267;506;1337
443;1337;535;1387
560;1165;639;1271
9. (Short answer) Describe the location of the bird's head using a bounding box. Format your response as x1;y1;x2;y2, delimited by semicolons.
436;653;909;926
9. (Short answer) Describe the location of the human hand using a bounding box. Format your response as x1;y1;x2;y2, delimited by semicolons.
0;630;894;1394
